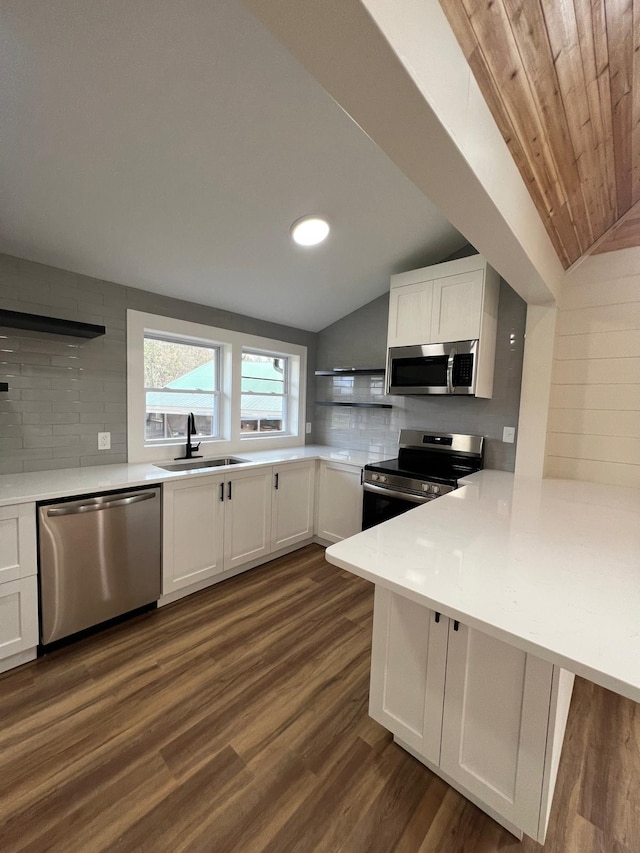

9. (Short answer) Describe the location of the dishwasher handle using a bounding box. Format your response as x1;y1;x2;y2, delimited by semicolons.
46;491;156;517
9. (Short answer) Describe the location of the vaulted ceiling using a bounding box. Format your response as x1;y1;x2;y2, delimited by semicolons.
440;0;640;269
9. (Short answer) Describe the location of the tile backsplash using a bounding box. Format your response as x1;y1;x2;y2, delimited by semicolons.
0;253;315;474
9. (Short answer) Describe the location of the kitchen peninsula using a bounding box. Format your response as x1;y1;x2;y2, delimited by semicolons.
325;470;640;843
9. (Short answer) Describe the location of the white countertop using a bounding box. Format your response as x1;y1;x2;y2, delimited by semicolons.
326;469;640;704
0;445;382;507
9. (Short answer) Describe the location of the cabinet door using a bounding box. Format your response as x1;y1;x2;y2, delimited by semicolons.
162;476;225;593
224;467;273;570
439;622;553;838
430;269;484;342
387;280;433;347
271;460;315;551
369;588;448;763
0;503;37;584
0;576;38;662
315;461;363;543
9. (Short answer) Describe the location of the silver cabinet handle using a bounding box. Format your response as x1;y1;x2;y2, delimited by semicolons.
46;491;156;517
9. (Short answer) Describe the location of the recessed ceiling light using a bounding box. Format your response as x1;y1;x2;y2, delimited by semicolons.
290;215;330;247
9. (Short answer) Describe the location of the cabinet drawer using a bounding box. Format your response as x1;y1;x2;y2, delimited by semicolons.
0;503;37;584
0;575;38;660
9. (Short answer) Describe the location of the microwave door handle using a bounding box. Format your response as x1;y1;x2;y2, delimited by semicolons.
447;348;456;393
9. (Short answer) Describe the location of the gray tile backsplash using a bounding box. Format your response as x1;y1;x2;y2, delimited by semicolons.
1;247;525;475
0;252;316;474
315;280;527;471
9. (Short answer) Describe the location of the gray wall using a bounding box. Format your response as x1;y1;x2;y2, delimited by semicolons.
0;253;316;474
315;279;527;471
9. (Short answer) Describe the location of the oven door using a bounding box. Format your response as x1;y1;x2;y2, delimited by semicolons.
362;482;432;530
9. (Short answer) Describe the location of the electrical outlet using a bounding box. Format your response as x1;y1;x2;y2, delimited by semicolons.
502;426;516;444
306;422;312;435
98;431;111;450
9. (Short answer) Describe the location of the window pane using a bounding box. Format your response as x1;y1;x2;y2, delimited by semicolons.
144;336;219;441
241;352;287;433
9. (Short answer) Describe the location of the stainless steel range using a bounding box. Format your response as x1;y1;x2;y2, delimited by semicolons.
362;429;484;529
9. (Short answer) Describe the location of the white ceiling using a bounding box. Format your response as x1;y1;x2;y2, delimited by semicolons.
0;0;465;332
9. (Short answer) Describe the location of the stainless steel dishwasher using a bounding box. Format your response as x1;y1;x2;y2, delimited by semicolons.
38;486;161;645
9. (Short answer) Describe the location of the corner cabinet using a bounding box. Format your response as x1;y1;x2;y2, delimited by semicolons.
315;460;363;544
387;255;500;398
162;461;316;599
0;503;39;672
370;587;574;843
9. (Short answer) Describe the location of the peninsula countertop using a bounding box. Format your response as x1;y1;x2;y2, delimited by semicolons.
326;469;640;704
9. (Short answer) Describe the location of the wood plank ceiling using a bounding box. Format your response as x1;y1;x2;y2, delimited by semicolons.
440;0;640;269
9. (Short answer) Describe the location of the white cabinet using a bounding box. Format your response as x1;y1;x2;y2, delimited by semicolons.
0;577;38;667
163;461;315;597
387;256;500;398
271;460;316;550
162;475;226;592
224;467;272;571
369;587;571;843
430;267;484;342
387;279;433;347
0;503;38;671
315;460;363;543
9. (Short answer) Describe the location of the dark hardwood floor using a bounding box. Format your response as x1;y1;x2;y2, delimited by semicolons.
0;544;638;852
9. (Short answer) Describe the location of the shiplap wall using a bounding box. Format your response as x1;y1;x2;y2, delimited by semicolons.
545;271;640;488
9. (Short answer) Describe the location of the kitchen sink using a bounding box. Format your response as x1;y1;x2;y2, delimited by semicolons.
154;457;249;472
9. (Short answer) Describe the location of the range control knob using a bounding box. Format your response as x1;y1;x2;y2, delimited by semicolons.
431;484;441;495
379;475;388;483
371;473;379;481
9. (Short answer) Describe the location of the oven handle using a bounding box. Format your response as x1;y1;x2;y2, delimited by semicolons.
363;482;432;504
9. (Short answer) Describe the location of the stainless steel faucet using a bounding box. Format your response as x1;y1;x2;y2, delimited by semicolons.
174;412;202;460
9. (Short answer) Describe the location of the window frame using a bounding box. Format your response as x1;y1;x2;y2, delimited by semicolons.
143;334;222;445
127;310;306;463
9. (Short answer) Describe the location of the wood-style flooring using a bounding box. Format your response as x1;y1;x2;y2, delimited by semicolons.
0;544;638;852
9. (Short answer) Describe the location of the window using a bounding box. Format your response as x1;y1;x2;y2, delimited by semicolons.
241;350;288;433
127;310;306;463
144;336;220;442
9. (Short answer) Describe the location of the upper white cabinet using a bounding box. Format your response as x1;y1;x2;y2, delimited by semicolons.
387;256;500;397
271;460;316;551
387;280;434;347
430;268;485;342
316;461;363;544
369;586;573;843
0;503;38;670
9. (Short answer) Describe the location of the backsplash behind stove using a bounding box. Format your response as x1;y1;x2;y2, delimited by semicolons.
314;280;526;472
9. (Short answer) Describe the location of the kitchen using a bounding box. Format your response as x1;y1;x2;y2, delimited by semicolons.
1;1;639;851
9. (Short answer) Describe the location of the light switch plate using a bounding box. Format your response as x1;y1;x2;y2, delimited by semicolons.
306;422;312;435
502;426;516;444
98;431;111;450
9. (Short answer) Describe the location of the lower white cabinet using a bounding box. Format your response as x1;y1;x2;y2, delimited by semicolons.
163;475;226;592
315;460;363;543
162;462;315;596
0;576;39;665
369;587;571;842
0;503;38;670
271;460;316;550
224;467;273;571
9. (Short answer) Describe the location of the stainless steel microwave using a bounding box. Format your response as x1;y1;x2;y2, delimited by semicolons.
386;340;478;395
